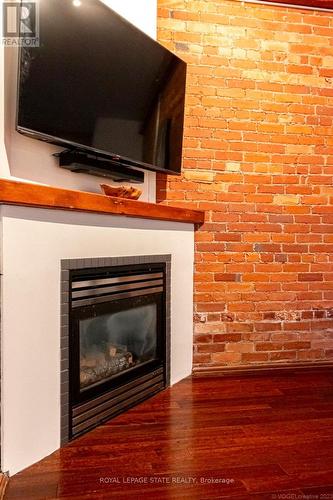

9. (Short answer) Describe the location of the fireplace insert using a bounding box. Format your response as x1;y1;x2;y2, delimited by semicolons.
63;259;170;440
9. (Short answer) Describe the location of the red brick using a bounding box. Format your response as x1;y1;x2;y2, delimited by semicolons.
254;322;281;332
284;341;311;350
269;351;297;361
242;352;269;363
193;353;211;364
256;342;283;351
211;352;241;363
197;344;226;353
298;273;323;282
194;335;212;343
215;273;240;282
213;334;242;342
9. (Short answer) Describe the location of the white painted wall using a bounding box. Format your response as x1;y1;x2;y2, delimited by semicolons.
0;4;10;177
102;0;157;37
1;0;157;201
0;205;194;475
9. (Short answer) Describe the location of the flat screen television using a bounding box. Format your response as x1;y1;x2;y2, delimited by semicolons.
17;0;187;178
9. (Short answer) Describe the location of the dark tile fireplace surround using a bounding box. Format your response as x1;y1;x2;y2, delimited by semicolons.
60;255;171;444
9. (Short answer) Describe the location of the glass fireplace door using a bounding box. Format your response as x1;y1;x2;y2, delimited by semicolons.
71;293;164;404
80;302;158;390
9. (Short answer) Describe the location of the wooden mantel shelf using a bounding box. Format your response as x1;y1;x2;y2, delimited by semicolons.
0;179;204;225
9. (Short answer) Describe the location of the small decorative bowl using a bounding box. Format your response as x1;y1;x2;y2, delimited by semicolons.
100;184;142;200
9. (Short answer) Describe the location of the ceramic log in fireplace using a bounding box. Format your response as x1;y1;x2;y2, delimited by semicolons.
60;256;171;443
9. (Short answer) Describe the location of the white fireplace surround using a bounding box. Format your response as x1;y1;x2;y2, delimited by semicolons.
0;205;195;475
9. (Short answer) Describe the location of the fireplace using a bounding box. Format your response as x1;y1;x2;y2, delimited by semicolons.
60;256;171;443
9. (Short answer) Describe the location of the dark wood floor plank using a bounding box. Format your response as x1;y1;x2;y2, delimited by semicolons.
243;469;333;494
5;371;333;499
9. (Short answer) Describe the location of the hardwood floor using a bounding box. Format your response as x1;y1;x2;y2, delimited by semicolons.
6;371;333;499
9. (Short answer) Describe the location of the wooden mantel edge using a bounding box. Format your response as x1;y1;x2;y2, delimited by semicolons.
0;179;205;225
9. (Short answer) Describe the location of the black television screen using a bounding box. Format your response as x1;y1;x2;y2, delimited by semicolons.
17;0;187;175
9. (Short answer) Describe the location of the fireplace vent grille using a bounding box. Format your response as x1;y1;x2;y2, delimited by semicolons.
71;272;164;308
72;368;164;438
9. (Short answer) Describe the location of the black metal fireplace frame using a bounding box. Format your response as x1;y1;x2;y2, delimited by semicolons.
69;264;166;405
60;255;171;445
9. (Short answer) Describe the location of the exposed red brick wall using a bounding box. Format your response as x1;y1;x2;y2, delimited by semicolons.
157;0;333;369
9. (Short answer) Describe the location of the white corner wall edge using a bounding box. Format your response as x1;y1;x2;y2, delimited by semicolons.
0;205;194;475
0;4;10;178
1;0;157;201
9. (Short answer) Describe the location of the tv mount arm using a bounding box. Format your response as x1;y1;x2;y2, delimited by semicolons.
54;149;144;184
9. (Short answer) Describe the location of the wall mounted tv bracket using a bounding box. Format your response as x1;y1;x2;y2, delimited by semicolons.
55;150;144;183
